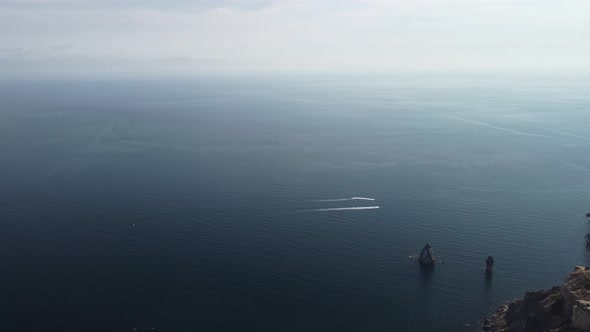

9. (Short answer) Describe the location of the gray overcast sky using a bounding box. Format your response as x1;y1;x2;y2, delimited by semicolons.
1;0;589;77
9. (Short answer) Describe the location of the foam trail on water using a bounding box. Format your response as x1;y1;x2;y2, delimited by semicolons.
305;206;380;212
442;115;561;139
315;197;376;202
351;197;376;201
517;123;590;141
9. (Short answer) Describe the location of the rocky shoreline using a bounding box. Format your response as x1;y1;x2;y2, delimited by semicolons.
483;301;511;331
482;267;590;331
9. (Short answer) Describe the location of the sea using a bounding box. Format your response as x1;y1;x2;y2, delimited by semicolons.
1;75;590;331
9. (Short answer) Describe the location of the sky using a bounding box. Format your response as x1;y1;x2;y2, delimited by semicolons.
1;0;589;78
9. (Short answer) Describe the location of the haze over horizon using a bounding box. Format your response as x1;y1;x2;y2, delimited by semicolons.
1;0;589;78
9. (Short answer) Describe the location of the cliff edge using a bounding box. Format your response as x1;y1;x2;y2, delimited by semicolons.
484;266;590;331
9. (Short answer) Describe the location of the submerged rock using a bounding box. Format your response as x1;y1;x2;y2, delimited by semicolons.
419;243;435;267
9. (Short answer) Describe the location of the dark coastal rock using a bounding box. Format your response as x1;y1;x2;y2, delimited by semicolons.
586;212;590;218
484;287;567;331
418;243;435;267
486;256;494;275
482;266;590;331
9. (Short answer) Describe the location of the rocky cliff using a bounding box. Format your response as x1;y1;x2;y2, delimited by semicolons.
484;267;590;332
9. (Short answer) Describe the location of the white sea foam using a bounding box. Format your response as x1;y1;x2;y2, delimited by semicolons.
306;206;380;212
315;197;376;202
351;197;376;201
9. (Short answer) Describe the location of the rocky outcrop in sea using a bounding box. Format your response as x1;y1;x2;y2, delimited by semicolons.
486;256;494;275
418;243;435;267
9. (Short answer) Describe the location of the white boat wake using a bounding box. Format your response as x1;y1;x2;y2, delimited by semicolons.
305;206;380;212
315;197;376;202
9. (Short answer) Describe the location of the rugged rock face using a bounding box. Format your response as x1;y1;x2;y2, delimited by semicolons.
419;243;435;267
485;286;568;331
484;267;590;331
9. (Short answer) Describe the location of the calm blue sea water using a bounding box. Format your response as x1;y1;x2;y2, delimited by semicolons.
1;76;590;331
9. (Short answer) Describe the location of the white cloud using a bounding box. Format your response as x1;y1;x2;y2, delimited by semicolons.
1;0;589;77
